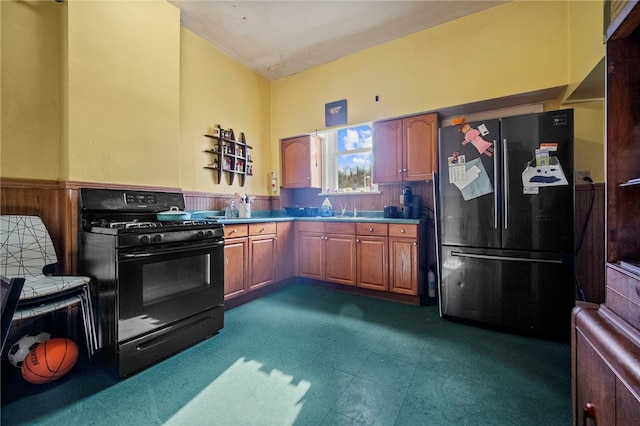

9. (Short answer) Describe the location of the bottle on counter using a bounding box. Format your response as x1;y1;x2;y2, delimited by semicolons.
320;197;333;217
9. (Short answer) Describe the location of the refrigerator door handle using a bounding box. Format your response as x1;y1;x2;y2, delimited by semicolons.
493;139;499;229
503;138;508;230
451;251;563;264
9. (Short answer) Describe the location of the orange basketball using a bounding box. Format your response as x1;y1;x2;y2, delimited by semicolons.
21;338;78;384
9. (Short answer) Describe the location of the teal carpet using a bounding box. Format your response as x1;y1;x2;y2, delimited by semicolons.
1;282;571;425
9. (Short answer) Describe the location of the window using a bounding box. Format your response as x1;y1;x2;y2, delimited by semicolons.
319;122;376;193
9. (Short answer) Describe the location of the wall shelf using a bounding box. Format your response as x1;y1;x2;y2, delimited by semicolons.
204;126;253;187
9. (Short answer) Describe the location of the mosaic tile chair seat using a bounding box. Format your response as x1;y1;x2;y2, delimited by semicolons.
0;215;97;358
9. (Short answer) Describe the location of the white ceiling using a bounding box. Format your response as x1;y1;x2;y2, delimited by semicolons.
170;1;509;81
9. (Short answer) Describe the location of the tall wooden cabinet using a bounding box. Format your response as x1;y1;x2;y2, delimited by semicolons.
372;112;438;183
572;3;640;425
281;135;323;188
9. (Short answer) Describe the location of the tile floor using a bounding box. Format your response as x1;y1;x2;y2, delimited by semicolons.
1;283;571;425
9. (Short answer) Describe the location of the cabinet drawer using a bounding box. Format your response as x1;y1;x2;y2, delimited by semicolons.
225;224;248;238
356;223;388;236
326;222;355;235
298;222;325;233
389;224;417;238
249;222;276;236
606;264;640;329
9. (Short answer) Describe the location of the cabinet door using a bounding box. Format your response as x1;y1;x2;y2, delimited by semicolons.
298;232;325;279
389;237;418;295
276;221;294;281
357;236;388;291
249;235;276;291
281;135;322;188
576;330;615;426
373;119;403;183
325;234;357;286
616;378;640;425
403;113;438;181
224;237;248;299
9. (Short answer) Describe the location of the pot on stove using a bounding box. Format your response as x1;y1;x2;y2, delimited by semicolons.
157;206;191;221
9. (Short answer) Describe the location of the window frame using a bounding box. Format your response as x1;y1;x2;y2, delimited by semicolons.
318;122;377;195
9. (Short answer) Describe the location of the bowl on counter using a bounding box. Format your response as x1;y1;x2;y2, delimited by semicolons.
284;207;319;217
304;207;318;217
284;207;305;217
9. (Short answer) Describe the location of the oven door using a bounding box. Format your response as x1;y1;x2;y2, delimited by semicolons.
117;239;224;342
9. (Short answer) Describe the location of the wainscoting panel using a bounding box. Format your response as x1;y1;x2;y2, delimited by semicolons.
1;179;605;303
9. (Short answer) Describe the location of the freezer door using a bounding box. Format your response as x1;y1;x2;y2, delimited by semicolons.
501;110;574;252
440;246;574;339
438;119;501;248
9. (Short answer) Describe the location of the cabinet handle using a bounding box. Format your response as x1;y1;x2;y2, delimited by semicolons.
400;229;405;233
369;228;374;232
307;176;311;180
413;242;417;246
403;168;407;172
260;227;266;232
230;229;237;234
583;403;595;426
398;169;402;173
356;239;360;243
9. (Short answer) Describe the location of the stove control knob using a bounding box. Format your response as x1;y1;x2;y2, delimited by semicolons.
205;230;214;237
140;235;151;244
153;234;163;243
197;230;205;238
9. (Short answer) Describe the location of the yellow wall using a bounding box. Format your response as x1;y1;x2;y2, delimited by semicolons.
179;28;271;194
566;0;606;101
1;0;61;180
270;0;606;184
573;100;605;182
271;1;570;139
65;0;181;187
1;0;605;192
565;0;606;182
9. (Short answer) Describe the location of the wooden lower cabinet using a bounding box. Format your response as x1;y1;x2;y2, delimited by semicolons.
223;222;282;300
356;223;389;291
572;303;640;426
248;223;277;291
276;221;294;281
389;224;420;296
297;222;356;286
295;220;425;303
298;228;325;280
357;236;388;291
389;237;418;295
224;237;248;299
223;224;249;299
325;233;356;286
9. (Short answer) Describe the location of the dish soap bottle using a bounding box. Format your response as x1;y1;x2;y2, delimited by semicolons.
321;197;333;217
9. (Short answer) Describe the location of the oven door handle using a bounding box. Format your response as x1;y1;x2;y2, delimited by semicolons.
120;240;225;259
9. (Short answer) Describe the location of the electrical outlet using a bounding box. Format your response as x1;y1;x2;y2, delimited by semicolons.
575;170;591;182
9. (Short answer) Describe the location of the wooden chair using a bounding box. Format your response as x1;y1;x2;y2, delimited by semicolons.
0;215;97;359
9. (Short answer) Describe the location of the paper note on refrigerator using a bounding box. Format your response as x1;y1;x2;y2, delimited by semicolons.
450;158;494;201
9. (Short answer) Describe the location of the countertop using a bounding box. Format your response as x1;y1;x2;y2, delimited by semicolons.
189;210;423;225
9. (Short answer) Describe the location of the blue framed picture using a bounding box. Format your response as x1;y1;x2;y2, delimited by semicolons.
325;99;347;127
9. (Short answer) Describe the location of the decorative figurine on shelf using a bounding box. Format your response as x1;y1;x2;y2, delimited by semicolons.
212;158;219;169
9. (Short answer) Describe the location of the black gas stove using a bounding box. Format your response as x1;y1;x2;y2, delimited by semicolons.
78;188;225;377
79;189;224;248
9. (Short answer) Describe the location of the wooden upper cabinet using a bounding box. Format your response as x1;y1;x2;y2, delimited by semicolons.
404;113;438;181
372;119;403;183
281;135;323;188
373;112;438;184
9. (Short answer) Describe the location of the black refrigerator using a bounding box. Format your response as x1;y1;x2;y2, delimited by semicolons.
437;109;574;339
